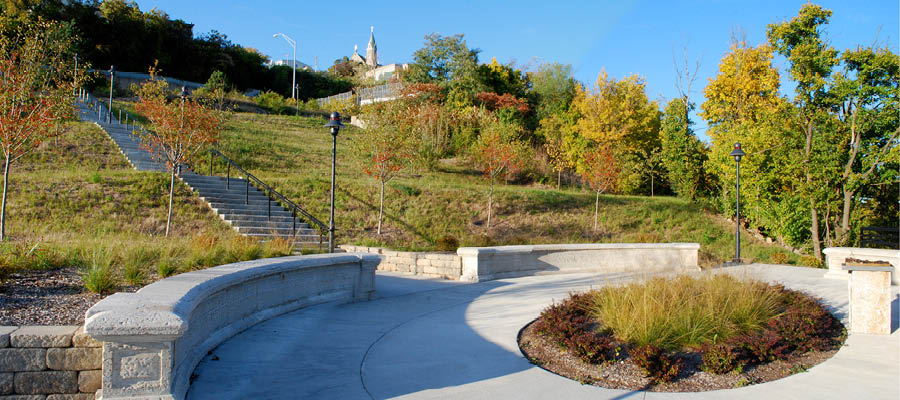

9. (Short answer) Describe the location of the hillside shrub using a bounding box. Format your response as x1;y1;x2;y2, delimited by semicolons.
435;235;459;251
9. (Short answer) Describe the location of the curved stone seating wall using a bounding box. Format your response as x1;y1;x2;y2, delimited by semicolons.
823;247;899;285
457;243;701;282
84;253;378;400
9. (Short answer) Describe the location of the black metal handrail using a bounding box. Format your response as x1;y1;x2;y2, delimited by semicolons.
208;149;328;237
860;226;900;249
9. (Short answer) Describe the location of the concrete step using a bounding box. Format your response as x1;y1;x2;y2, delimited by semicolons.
221;214;311;226
227;219;313;230
233;226;319;235
212;208;293;217
243;232;322;242
209;204;289;213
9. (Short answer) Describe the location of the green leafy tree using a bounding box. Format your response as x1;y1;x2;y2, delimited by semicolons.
825;45;899;246
660;98;707;200
766;3;840;259
406;33;483;109
531;62;576;121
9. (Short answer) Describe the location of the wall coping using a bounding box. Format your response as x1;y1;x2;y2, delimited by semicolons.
84;253;377;341
456;242;701;282
823;247;900;257
457;242;701;256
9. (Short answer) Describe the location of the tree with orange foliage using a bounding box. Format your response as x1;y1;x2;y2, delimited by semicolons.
580;144;620;231
470;115;527;229
135;75;220;236
0;19;77;241
359;100;414;234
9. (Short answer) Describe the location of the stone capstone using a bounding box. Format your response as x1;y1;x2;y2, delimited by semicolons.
70;329;100;349
0;349;46;372
9;327;77;348
13;371;77;394
46;348;101;371
0;328;16;349
76;370;100;393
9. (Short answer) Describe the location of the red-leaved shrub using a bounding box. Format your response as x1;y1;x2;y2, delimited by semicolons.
630;344;681;383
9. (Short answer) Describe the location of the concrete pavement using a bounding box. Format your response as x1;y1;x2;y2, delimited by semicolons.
186;265;899;399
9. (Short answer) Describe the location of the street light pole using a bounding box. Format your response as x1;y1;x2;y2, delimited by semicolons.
107;65;115;124
273;33;297;101
729;143;746;263
324;112;344;253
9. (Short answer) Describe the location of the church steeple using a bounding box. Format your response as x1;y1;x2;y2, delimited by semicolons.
366;26;377;67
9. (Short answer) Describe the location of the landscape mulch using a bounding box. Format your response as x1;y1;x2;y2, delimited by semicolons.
518;321;840;392
0;267;136;326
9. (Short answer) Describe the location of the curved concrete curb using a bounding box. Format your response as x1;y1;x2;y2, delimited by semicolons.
457;243;700;282
84;253;379;400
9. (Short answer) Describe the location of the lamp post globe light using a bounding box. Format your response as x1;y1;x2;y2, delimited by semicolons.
273;33;297;101
108;65;115;124
729;142;746;263
324;112;344;253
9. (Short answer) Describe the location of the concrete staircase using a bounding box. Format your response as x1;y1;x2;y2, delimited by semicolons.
76;98;323;247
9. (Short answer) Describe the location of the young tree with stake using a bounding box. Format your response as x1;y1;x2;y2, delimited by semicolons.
580;144;620;231
359;101;414;234
0;19;76;241
470;115;526;230
135;75;220;237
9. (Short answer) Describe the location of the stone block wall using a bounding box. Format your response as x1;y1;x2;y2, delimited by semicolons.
0;326;100;400
340;245;462;279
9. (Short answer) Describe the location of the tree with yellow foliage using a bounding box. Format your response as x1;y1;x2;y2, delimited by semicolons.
570;70;660;193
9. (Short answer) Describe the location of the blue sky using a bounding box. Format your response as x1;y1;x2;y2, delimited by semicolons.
137;0;897;139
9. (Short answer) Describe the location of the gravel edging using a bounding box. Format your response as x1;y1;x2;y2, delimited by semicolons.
0;267;136;326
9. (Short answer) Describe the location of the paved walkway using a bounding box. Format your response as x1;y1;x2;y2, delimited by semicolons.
187;265;899;399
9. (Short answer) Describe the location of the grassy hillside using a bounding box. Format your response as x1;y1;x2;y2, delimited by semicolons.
195;111;807;267
0;120;292;289
2;105;811;289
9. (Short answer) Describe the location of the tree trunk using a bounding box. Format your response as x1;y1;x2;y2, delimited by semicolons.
165;165;176;237
803;119;822;260
557;170;561;191
650;175;654;197
593;189;600;231
0;155;9;241
377;179;384;235
810;201;822;259
487;179;494;229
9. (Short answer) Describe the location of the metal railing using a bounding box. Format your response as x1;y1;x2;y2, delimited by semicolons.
860;226;900;249
315;82;403;107
207;149;327;245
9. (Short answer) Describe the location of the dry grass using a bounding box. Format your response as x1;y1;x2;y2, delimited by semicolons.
589;274;783;350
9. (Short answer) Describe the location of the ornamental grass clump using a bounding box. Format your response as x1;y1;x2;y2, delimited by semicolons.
588;274;782;350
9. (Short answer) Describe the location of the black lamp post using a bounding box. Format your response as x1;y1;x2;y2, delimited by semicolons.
107;65;115;124
324;112;344;253
729;142;746;263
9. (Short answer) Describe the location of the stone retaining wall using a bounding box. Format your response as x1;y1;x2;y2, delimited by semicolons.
339;245;461;279
0;325;100;399
458;243;701;282
85;253;378;400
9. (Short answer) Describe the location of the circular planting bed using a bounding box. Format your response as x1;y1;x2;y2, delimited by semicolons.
518;274;846;392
